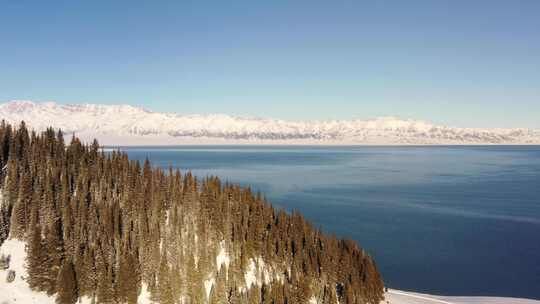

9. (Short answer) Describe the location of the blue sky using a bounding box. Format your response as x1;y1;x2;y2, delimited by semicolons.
1;0;539;128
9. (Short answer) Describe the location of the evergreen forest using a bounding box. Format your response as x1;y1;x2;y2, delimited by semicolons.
0;121;384;304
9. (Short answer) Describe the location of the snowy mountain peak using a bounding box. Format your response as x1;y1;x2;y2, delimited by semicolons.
2;100;149;115
0;100;538;145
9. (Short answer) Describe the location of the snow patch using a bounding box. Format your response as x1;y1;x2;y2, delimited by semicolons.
204;277;215;299
216;241;230;271
243;256;282;291
0;239;56;304
244;259;258;288
138;283;155;304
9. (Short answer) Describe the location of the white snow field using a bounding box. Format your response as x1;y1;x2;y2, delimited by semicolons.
1;100;539;145
0;239;56;303
384;289;540;304
0;239;538;304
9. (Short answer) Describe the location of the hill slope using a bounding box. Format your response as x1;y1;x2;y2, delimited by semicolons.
0;121;384;304
1;240;538;304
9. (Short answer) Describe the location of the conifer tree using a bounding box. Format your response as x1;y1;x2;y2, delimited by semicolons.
26;222;47;290
248;285;261;304
56;258;78;304
44;222;64;295
210;265;228;304
209;285;219;304
96;263;115;304
117;251;140;304
158;251;175;304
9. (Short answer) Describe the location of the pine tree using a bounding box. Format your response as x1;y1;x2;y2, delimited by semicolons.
157;251;174;304
186;252;207;304
3;157;19;229
9;161;32;239
248;285;261;304
213;265;228;304
117;251;140;304
44;222;64;295
209;285;219;304
56;259;78;304
26;222;47;290
96;263;115;304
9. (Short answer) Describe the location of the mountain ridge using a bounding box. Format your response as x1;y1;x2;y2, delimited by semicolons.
1;100;539;145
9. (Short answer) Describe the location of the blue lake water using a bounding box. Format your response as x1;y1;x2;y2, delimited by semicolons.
117;145;540;299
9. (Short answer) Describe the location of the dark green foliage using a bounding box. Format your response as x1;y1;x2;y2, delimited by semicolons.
0;121;384;304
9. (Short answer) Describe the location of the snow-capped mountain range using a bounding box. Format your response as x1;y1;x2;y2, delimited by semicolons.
1;100;539;145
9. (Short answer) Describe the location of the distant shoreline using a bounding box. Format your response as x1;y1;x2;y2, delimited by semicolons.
74;132;540;146
3;101;540;146
100;142;540;149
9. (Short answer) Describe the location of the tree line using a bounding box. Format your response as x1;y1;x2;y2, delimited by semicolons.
0;121;384;304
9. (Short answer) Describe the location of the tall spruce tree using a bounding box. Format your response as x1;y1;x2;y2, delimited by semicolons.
56;259;78;304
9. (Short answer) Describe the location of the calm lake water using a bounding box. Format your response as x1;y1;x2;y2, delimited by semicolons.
116;145;540;300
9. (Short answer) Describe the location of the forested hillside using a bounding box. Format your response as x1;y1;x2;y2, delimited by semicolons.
0;121;384;304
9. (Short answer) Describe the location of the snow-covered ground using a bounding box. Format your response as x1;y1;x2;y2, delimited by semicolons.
384;289;540;304
1;100;539;145
0;239;57;303
0;238;155;304
1;239;538;304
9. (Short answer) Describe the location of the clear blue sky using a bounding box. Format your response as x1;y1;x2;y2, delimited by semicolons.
1;0;539;128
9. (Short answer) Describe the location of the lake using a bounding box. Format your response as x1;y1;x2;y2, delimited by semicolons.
116;145;540;300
